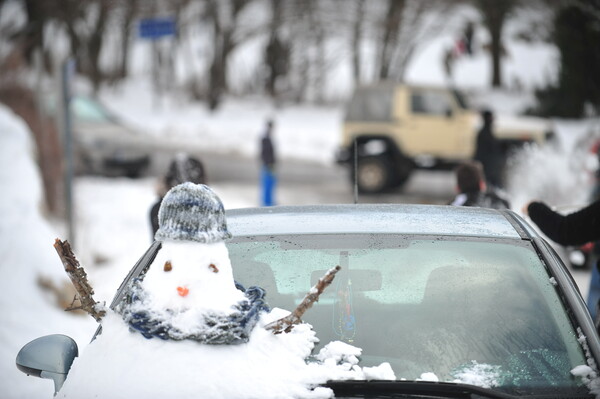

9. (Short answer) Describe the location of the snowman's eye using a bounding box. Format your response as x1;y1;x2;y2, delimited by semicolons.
208;263;219;273
164;261;173;272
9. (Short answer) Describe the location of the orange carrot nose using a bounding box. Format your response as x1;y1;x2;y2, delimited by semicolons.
177;286;189;297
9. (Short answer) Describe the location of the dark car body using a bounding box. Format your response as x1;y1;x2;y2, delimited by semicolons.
42;95;151;177
226;204;600;397
17;204;600;397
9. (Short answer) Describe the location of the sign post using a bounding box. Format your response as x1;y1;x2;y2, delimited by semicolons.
139;17;177;110
62;58;76;246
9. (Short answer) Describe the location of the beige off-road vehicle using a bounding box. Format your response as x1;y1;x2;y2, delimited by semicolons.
336;83;554;193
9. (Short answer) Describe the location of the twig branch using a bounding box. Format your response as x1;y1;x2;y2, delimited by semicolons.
266;265;341;334
53;239;105;322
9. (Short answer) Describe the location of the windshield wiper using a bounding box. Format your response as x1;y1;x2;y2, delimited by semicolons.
324;380;519;399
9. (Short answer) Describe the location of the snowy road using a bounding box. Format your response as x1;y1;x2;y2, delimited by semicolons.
147;150;457;206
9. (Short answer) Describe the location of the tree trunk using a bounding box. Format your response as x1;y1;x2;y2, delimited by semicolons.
206;0;250;110
22;0;47;64
350;0;365;83
379;0;405;80
88;1;109;93
117;0;139;80
475;0;515;88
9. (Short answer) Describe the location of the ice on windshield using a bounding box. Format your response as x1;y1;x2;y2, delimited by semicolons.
226;204;521;239
230;234;590;393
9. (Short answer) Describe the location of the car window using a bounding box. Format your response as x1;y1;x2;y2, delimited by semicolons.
229;234;588;395
71;97;113;123
345;86;394;122
411;90;453;116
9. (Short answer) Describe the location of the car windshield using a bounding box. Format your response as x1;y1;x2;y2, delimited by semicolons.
71;97;115;123
229;233;589;395
345;86;395;122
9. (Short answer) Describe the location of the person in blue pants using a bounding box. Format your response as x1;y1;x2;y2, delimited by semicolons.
259;120;277;206
524;199;600;318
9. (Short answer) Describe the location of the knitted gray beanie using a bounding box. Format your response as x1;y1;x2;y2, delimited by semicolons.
154;182;232;243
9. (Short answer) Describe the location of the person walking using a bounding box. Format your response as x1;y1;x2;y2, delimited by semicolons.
259;119;277;206
448;161;510;209
474;109;504;188
524;199;600;318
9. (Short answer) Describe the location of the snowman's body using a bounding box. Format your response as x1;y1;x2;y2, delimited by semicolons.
56;184;396;398
119;183;267;344
141;241;246;316
121;239;266;344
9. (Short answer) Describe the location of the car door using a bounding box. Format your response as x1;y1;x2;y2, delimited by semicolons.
404;88;465;162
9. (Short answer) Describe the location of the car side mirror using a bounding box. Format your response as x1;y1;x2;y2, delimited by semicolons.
16;334;78;394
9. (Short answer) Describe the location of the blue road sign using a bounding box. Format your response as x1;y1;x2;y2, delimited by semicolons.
139;17;176;39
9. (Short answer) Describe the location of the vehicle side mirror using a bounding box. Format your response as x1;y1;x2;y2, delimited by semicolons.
16;334;78;394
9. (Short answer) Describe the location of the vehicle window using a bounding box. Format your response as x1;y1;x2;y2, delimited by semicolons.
229;234;588;395
71;97;112;123
411;90;452;116
345;87;394;122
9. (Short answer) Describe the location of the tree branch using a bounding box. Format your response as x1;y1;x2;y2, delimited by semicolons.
265;265;341;334
53;238;105;322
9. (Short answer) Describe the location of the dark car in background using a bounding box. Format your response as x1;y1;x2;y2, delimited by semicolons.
44;95;151;177
17;204;600;397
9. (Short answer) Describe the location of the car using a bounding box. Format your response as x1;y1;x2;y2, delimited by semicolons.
16;204;600;398
336;83;554;193
43;95;151;177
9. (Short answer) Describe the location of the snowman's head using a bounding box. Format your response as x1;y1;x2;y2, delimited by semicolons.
155;183;232;244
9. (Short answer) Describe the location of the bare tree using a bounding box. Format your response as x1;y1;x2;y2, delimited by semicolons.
110;0;140;81
374;0;455;83
264;0;290;98
473;0;518;88
350;0;365;83
204;0;256;110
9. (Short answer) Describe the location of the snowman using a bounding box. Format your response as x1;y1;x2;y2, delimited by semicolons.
55;183;397;398
118;182;269;344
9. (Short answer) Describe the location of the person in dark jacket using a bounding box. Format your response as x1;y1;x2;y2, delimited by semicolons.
526;200;600;245
474;109;504;188
259;119;277;206
150;153;207;238
524;199;600;318
448;161;510;209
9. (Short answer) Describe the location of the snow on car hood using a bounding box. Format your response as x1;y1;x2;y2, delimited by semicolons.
56;308;395;399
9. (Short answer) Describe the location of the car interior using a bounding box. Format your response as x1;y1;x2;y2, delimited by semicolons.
229;234;587;387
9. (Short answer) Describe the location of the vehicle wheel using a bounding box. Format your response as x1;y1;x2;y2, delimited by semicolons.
354;155;392;194
389;155;414;189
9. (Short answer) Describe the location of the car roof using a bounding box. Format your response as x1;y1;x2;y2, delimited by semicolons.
226;204;535;239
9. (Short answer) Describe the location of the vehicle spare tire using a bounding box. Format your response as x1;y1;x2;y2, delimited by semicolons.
354;155;393;194
389;154;414;189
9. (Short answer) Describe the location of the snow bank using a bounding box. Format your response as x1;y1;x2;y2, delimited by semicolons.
57;308;395;399
99;78;344;166
0;105;96;399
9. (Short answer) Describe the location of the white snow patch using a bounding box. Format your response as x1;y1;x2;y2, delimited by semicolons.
452;361;501;388
418;372;439;382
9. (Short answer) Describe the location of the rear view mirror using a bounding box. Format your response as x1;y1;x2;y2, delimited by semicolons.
311;269;382;291
16;334;78;394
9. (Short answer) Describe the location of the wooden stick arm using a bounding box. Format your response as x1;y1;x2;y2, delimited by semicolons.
54;239;105;322
265;265;341;334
